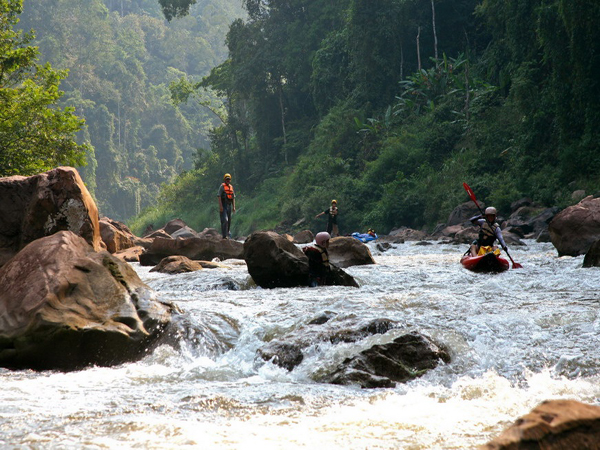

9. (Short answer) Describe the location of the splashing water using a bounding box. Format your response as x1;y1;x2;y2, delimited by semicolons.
2;240;600;449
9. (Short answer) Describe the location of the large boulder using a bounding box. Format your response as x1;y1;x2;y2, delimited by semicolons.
139;235;244;266
99;217;136;253
243;231;358;288
549;196;600;256
482;399;600;450
0;167;101;266
446;201;484;227
243;231;310;288
0;231;175;371
328;236;376;268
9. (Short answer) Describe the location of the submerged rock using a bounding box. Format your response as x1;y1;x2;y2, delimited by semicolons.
257;316;397;371
257;316;449;388
322;332;450;388
0;231;175;371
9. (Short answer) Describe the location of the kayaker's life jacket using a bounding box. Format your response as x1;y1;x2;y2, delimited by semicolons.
221;182;234;203
478;221;499;247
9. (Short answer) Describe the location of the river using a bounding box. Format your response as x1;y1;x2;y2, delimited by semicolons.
2;239;600;449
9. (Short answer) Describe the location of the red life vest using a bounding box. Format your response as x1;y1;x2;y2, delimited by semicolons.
221;182;234;202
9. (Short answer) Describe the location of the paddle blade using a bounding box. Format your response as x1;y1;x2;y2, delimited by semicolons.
512;262;523;269
462;182;477;202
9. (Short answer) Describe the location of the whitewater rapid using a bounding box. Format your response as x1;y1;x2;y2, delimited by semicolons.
2;240;599;449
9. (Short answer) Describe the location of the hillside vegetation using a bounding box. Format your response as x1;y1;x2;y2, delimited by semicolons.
130;0;600;237
4;0;600;237
14;0;245;221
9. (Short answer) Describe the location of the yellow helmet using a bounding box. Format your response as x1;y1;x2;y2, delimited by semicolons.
223;173;232;180
331;199;337;204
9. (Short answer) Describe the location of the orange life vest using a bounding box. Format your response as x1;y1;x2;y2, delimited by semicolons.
221;182;234;202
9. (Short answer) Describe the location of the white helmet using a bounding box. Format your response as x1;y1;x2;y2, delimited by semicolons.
484;207;497;215
315;232;331;246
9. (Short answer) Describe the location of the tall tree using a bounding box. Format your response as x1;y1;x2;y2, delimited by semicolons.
0;0;87;176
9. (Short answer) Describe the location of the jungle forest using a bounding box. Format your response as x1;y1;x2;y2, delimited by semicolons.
2;0;599;237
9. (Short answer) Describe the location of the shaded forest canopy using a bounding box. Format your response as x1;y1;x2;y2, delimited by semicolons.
10;0;245;220
5;0;600;236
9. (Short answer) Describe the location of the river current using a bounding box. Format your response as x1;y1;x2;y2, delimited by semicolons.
2;239;600;449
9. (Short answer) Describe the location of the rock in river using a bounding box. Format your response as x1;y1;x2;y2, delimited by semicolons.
0;231;175;371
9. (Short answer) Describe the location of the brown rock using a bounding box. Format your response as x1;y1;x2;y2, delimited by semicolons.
293;230;314;244
162;218;189;235
446;201;484;226
114;245;145;262
482;399;600;449
243;231;310;288
150;255;204;274
328;236;376;268
146;229;172;239
139;236;244;266
0;231;174;371
0;167;101;266
243;231;358;288
549;196;600;256
99;217;135;253
388;227;428;241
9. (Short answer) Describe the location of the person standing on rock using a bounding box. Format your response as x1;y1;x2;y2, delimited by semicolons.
218;173;236;239
315;199;339;237
303;231;332;287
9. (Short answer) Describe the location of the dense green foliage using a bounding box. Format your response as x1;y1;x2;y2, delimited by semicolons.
14;0;244;220
5;0;600;237
132;0;599;237
0;0;87;176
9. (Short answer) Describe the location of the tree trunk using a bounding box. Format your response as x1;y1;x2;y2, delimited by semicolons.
431;0;438;60
417;27;422;71
400;43;404;81
278;81;287;164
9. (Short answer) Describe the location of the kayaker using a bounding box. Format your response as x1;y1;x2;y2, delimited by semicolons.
469;207;508;256
315;200;339;237
303;231;331;287
217;173;236;239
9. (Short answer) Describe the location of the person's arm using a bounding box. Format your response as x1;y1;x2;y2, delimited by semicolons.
469;214;483;225
217;186;224;212
315;210;325;219
495;227;508;250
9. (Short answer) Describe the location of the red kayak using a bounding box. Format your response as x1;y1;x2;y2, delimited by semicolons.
460;252;510;273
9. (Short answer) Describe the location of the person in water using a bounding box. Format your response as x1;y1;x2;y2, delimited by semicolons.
469;206;508;256
315;199;339;237
303;231;331;287
217;173;236;239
